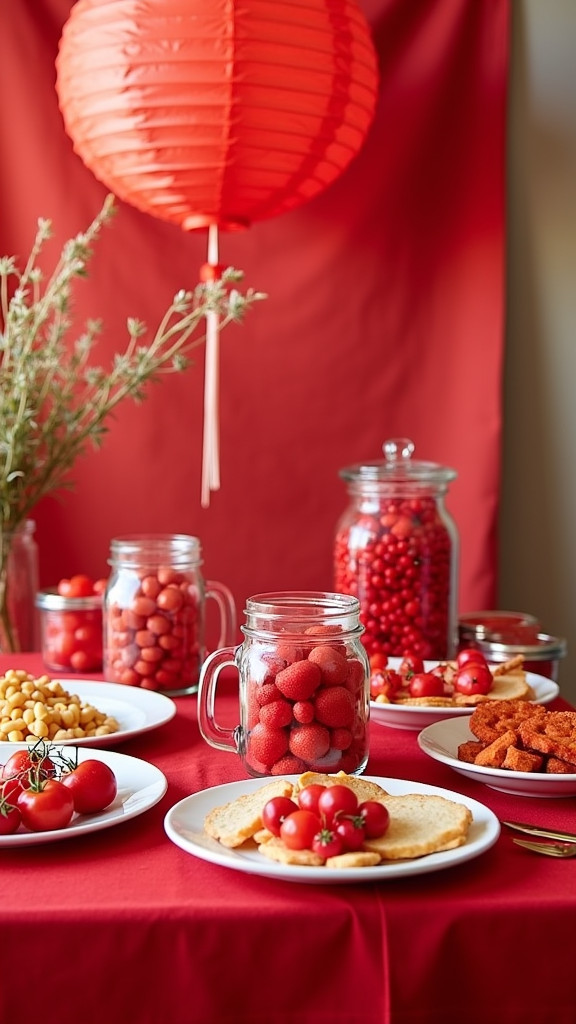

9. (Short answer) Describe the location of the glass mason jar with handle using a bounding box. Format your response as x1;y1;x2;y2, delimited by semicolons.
334;438;459;662
104;534;236;695
197;591;370;778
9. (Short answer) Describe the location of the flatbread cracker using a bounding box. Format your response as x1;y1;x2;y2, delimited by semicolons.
363;794;472;860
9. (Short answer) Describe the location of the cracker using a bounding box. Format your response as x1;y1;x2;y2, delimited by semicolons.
325;851;381;869
257;837;324;866
363;795;472;860
296;771;389;801
204;778;294;848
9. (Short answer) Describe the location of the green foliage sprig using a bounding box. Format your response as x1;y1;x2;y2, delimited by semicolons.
0;194;265;532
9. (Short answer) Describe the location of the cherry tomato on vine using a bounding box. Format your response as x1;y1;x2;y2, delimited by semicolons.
261;796;299;837
60;760;118;814
409;672;446;699
335;816;366;852
453;663;493;696
359;800;390;838
456;648;489;670
280;810;321;850
18;778;74;832
317;785;358;826
0;795;21;835
2;749;56;788
311;828;344;860
399;653;424;678
296;784;326;816
370;669;402;701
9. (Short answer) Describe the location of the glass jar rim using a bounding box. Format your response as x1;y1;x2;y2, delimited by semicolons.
108;533;203;567
242;591;363;638
36;588;102;611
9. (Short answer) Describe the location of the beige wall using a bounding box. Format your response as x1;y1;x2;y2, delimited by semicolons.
501;0;576;699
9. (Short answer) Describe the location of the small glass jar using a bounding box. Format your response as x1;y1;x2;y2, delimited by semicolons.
471;629;567;683
334;439;459;661
197;591;370;778
458;610;540;647
103;534;236;695
0;520;40;653
36;589;103;672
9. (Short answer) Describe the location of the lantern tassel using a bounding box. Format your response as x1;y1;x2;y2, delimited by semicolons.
201;225;221;508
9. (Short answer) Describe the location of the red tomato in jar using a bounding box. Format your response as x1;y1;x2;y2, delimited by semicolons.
58;574;95;599
409;672;446;698
60;760;118;814
18;779;75;832
453;663;493;696
399;653;425;678
456;648;489;670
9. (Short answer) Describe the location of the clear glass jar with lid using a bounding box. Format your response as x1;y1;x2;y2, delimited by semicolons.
104;534;236;695
334;438;459;661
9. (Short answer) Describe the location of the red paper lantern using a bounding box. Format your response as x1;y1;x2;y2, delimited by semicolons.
55;0;379;232
55;0;378;505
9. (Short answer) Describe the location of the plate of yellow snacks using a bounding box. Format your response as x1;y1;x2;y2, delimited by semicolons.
418;699;576;796
163;771;499;884
0;670;176;747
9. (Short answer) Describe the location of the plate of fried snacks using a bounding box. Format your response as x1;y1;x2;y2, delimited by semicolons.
0;670;176;748
370;654;559;731
418;700;576;796
164;770;499;884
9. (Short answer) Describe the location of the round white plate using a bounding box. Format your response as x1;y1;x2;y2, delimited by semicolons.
0;680;176;749
371;660;559;731
0;743;167;846
164;774;500;885
418;717;576;797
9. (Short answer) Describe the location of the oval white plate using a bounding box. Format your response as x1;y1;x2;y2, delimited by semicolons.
0;680;176;749
0;743;167;846
371;660;559;731
164;774;500;885
418;718;576;797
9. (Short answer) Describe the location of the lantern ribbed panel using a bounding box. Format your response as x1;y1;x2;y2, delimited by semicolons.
56;0;379;230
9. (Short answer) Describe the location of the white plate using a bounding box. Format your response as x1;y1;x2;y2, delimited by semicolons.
0;680;176;749
370;660;559;731
0;743;167;846
418;718;576;797
164;774;500;884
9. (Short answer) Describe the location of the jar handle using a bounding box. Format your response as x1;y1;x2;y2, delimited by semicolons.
205;580;237;647
197;647;239;753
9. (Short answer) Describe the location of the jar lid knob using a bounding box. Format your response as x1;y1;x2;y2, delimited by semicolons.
383;438;415;463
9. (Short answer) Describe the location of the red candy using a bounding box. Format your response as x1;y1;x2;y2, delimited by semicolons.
334;496;453;660
104;568;201;692
38;576;104;673
244;642;368;775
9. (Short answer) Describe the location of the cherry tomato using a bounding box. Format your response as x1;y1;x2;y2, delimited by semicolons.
370;669;403;701
0;795;21;835
58;574;95;599
261;796;299;837
2;749;56;788
296;784;326;816
453;663;493;696
369;653;389;673
456;648;489;670
280;810;321;850
311;827;344;860
317;785;358;825
60;760;118;814
409;672;446;698
18;779;75;832
399;653;424;678
335;816;366;851
359;800;390;838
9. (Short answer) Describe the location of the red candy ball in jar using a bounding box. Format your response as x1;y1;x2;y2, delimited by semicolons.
334;438;459;661
104;535;236;695
37;575;106;673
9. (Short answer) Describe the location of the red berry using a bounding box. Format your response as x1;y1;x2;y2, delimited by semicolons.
289;723;330;764
313;686;355;728
259;699;293;729
307;645;348;685
247;724;289;769
275;660;321;701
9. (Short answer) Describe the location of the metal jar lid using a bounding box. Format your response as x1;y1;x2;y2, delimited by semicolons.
35;588;103;612
458;610;539;642
473;631;567;664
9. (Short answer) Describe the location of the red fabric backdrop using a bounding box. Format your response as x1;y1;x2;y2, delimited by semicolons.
0;0;508;639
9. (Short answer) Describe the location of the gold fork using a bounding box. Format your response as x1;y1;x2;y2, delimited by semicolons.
513;837;576;858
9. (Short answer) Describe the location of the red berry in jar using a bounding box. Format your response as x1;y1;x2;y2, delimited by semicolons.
334;438;459;661
37;579;104;673
103;535;235;694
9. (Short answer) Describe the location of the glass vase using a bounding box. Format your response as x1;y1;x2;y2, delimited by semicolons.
0;520;40;653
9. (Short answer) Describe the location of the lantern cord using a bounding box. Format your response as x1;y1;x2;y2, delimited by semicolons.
201;224;221;508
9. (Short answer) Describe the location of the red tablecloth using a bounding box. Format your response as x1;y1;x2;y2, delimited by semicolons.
1;655;575;1024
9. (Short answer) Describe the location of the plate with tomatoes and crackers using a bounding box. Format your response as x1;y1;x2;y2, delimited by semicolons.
369;651;559;731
